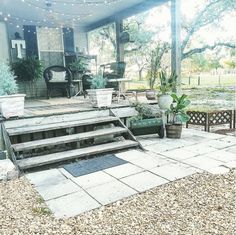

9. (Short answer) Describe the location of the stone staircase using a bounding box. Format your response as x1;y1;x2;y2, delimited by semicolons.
2;110;141;170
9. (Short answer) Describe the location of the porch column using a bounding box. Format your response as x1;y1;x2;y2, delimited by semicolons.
171;0;181;94
115;19;124;62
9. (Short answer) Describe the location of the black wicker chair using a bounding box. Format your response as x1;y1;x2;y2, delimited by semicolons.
43;65;73;99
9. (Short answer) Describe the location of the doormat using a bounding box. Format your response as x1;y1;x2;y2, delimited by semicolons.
63;154;127;177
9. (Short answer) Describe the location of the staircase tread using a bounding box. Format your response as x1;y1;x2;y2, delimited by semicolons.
12;127;127;151
7;116;119;136
17;140;138;169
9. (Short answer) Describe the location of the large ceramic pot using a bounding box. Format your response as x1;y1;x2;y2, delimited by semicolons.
146;90;157;100
165;123;182;139
157;94;172;110
87;88;114;108
0;94;25;118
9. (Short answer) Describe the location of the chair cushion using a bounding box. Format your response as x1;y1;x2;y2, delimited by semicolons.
51;71;66;81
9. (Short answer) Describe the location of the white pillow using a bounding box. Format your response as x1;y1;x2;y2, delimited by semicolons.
51;71;66;81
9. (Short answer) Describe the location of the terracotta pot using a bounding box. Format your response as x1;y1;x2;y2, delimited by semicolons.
165;123;182;139
157;94;172;110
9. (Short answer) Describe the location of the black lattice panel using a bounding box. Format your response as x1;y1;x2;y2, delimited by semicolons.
208;110;232;126
187;111;207;126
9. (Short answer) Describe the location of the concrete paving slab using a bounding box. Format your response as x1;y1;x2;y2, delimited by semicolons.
72;171;116;189
86;180;137;205
104;163;144;179
128;155;175;170
46;191;100;218
144;143;176;154
182;156;223;171
150;163;200;181
226;146;236;154
121;171;168;192
205;139;236;149
182;144;218;155
204;150;236;163
161;148;198;161
207;166;230;174
223;161;236;168
26;169;66;187
115;149;149;162
36;179;81;201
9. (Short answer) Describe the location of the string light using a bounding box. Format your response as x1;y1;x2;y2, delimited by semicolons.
1;0;123;33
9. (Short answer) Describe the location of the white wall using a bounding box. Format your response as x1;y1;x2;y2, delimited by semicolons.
0;22;10;63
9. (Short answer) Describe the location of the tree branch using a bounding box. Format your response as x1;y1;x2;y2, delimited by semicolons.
182;42;236;60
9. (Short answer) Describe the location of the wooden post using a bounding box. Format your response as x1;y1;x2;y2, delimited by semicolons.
115;19;124;62
171;0;181;94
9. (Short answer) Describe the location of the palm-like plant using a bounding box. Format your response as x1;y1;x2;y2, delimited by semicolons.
158;70;177;95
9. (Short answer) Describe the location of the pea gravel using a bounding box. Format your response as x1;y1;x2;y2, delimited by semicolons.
0;171;235;235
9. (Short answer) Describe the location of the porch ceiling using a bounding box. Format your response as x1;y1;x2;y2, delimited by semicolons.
1;0;168;31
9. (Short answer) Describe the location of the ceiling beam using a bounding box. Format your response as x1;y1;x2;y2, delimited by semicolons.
85;0;169;32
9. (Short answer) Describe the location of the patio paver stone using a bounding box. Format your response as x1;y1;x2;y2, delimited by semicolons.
46;191;100;218
72;171;116;189
86;180;137;205
160;148;198;161
104;163;144;179
150;163;200;181
182;156;223;171
26;169;66;187
121;171;169;192
36;179;81;201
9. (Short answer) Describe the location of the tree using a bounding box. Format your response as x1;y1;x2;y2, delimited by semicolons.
181;0;236;60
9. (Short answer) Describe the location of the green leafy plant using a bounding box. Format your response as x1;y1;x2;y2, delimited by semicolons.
90;73;107;89
147;44;169;89
0;62;18;96
158;70;177;95
11;57;43;82
130;102;156;121
167;93;191;124
68;57;89;73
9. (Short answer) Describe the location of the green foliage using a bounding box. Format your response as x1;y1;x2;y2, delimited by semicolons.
130;102;155;121
167;94;191;124
146;44;169;89
90;73;107;89
11;57;43;82
158;70;177;95
0;62;18;96
68;57;89;73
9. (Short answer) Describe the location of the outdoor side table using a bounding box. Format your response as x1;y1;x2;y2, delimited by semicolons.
107;78;131;102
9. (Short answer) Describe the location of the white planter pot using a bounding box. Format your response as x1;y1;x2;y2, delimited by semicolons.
87;88;114;108
0;94;26;118
157;94;173;110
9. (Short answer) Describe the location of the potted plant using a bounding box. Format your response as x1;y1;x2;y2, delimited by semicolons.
129;102;164;138
157;70;177;110
146;44;169;100
11;56;43;98
87;73;114;108
0;62;25;118
165;93;191;138
68;57;90;80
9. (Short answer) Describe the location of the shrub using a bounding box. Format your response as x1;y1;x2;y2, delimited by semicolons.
0;62;18;96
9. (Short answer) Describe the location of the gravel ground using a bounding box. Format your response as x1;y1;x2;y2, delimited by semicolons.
0;171;235;235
